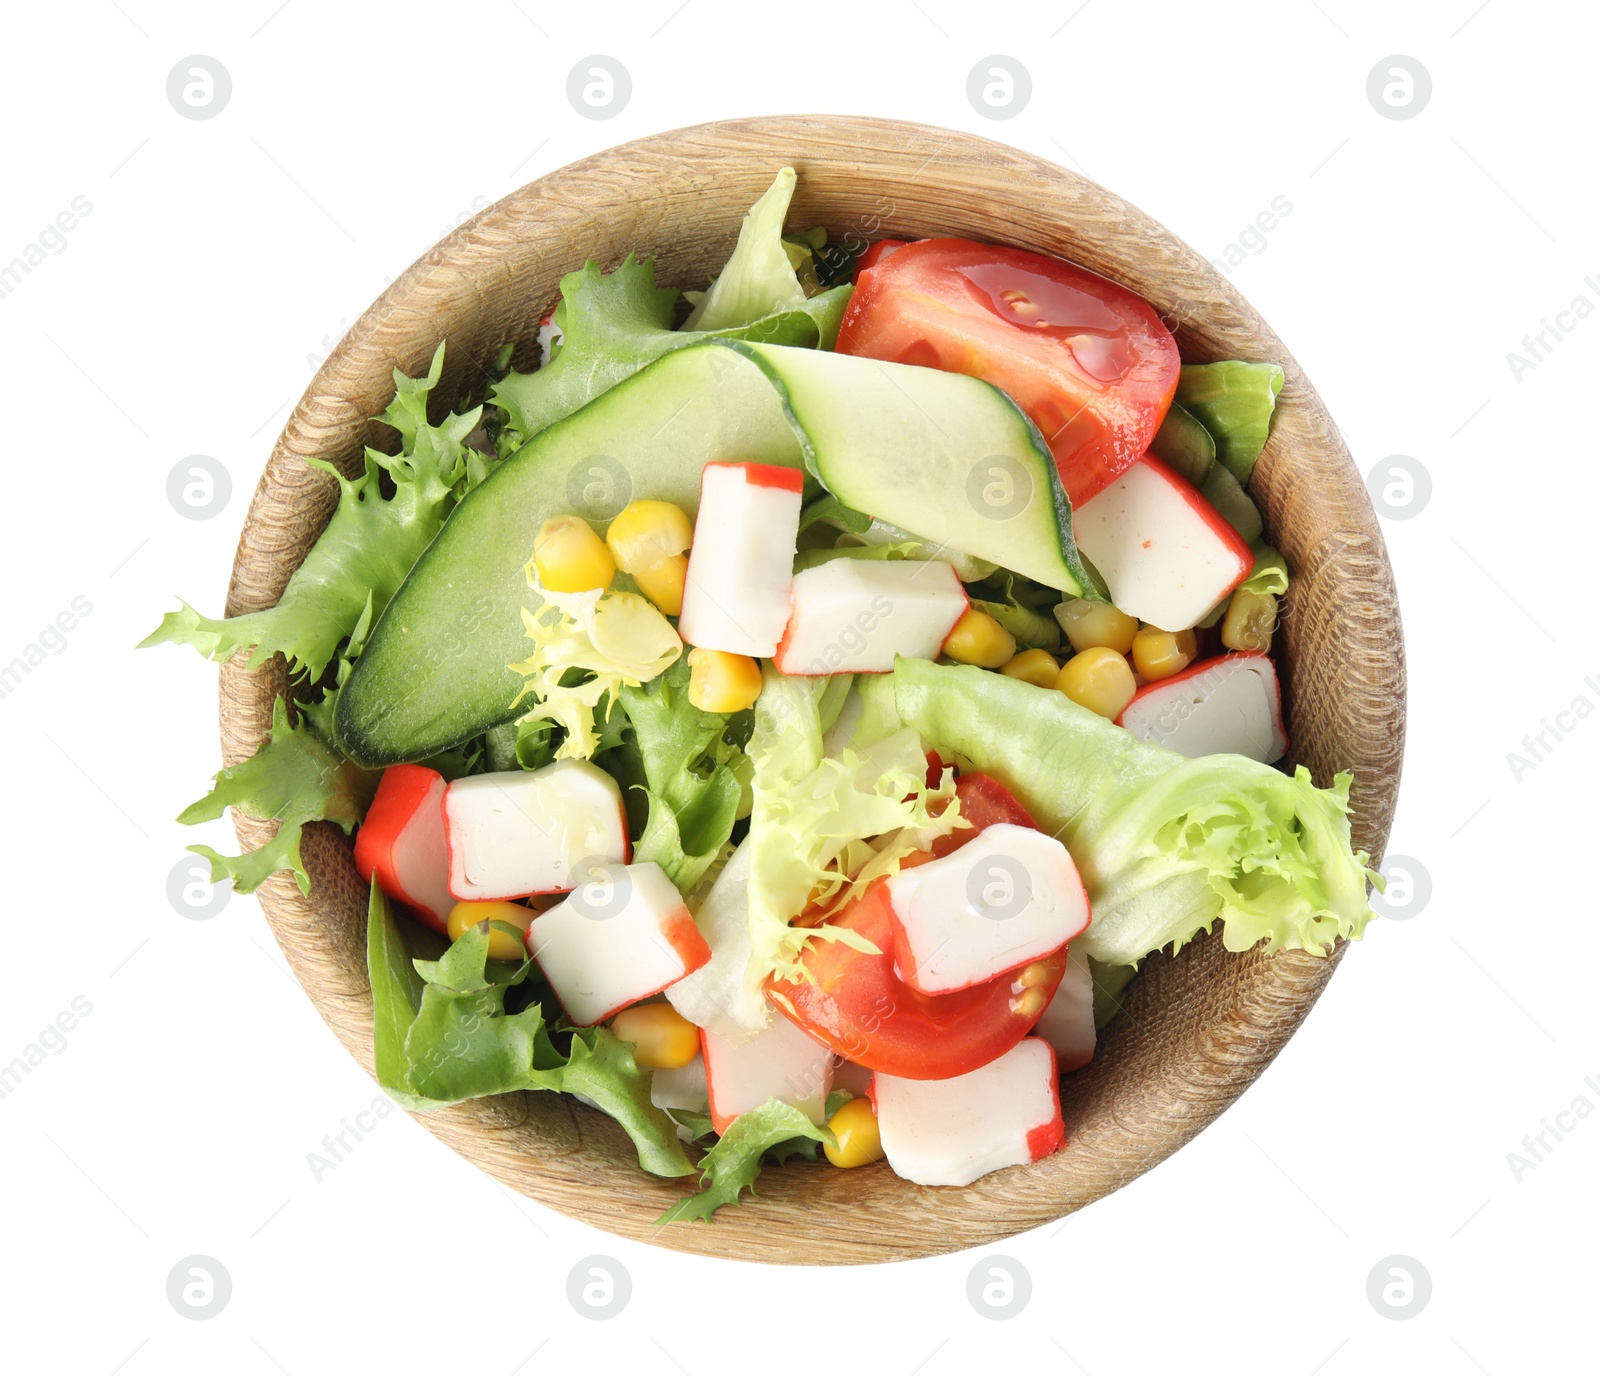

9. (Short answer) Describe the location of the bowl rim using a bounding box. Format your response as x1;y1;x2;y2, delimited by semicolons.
217;114;1404;1264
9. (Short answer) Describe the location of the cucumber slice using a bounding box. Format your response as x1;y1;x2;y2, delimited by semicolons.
1199;462;1264;545
733;341;1092;596
1148;402;1216;488
337;339;1091;766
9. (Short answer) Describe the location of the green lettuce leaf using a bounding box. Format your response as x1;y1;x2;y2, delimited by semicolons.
1239;545;1289;597
744;667;965;991
489;253;851;443
1175;361;1285;485
374;915;694;1177
683;168;808;330
891;658;1376;968
615;658;744;895
177;696;375;895
656;1099;834;1224
142;343;481;683
968;571;1063;651
366;882;436;1111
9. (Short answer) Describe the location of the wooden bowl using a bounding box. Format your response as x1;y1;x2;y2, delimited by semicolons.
219;115;1404;1263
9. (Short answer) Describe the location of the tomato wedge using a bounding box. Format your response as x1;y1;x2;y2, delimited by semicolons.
764;774;1069;1080
834;237;1181;508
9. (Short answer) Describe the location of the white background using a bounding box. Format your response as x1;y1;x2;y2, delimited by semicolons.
1;1;1593;1372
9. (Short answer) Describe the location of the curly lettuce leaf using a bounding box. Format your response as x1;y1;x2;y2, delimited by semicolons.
656;1099;833;1224
177;696;375;895
1175;361;1285;485
615;658;744;894
745;667;965;992
509;573;682;760
142;343;482;682
372;913;694;1177
683;168;807;331
489;251;851;443
891;658;1376;969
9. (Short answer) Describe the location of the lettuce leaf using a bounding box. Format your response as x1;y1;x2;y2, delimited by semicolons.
489;253;851;443
683;168;807;331
655;1099;833;1224
1175;361;1285;485
615;658;744;894
142;343;481;683
891;658;1376;968
177;696;375;895
744;667;965;992
369;908;694;1177
508;573;683;760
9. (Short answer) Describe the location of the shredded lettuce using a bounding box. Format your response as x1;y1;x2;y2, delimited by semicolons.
891;658;1376;968
367;888;694;1177
616;658;745;894
177;696;375;895
508;570;682;760
1175;361;1285;485
142;344;482;683
490;253;850;445
656;1099;833;1224
743;667;965;992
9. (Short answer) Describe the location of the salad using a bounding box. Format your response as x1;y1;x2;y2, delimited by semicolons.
146;168;1376;1221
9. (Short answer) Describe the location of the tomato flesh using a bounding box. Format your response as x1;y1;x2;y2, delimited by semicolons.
764;774;1070;1080
834;237;1181;508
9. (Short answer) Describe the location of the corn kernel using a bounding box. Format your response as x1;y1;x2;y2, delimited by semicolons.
687;647;763;714
823;1096;885;1169
447;901;533;961
942;608;1017;668
609;1002;701;1069
1010;986;1047;1019
534;515;614;593
999;648;1060;688
1055;598;1139;655
1131;624;1198;681
1055;646;1137;719
1015;961;1055;988
605;500;693;573
1222;589;1278;653
632;553;689;617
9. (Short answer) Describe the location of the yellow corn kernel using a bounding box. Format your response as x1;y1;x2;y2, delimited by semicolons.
942;608;1017;669
631;553;689;617
605;500;693;573
999;648;1060;688
1131;624;1198;681
534;515;614;593
1010;986;1048;1019
447;901;533;961
609;1002;701;1069
1221;589;1278;653
823;1096;885;1169
1055;646;1137;719
686;647;763;714
1055;598;1139;655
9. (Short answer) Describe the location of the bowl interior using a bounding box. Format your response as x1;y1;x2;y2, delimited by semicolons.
219;115;1404;1264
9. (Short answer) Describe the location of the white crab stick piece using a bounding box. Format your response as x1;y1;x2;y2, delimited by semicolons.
677;462;804;656
884;824;1090;996
664;841;770;1044
1033;944;1096;1072
702;1012;834;1133
870;1038;1065;1187
444;761;629;901
353;763;453;932
1118;651;1287;763
526;861;711;1026
773;558;969;675
1072;456;1253;631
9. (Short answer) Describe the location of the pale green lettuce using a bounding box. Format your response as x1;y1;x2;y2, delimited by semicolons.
891;658;1376;968
682;168;807;331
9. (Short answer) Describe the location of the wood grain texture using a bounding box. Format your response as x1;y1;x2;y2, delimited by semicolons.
216;116;1405;1264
